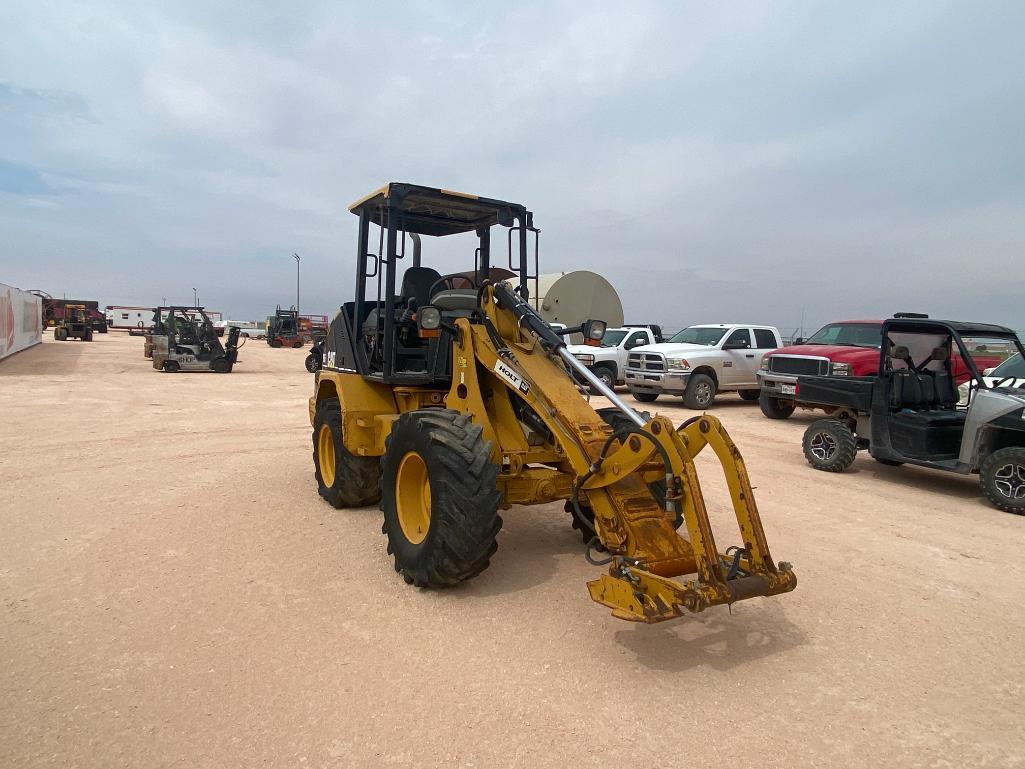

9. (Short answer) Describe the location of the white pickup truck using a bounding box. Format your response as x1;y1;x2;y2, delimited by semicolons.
625;324;783;408
565;326;663;390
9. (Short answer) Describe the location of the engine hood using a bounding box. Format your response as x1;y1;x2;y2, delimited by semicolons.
630;342;717;356
768;344;879;360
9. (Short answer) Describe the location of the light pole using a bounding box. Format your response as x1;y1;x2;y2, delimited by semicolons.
193;288;198;308
293;253;300;315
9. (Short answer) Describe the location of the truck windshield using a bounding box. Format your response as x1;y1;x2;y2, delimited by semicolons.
991;353;1025;378
601;330;629;347
667;327;727;346
805;323;880;347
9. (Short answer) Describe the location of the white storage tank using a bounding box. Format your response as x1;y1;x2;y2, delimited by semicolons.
530;271;624;329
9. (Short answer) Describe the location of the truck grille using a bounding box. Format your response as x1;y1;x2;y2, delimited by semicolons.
768;355;829;376
628;352;666;372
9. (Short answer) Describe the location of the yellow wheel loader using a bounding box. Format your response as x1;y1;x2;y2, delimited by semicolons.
310;183;796;623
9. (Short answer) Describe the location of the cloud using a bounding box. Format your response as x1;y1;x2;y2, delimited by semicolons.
0;1;1023;330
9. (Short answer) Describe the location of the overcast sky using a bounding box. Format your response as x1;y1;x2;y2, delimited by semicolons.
1;1;1023;332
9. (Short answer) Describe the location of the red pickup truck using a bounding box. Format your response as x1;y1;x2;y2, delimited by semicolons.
756;318;1002;419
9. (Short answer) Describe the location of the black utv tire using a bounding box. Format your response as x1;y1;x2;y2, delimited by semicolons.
739;389;761;401
380;409;502;587
760;390;796;419
567;407;677;544
633;392;658;403
980;446;1025;515
802;419;857;473
682;373;716;409
313;397;381;508
590;364;616;393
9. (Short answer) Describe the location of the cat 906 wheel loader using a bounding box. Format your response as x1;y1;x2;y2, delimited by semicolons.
310;183;796;623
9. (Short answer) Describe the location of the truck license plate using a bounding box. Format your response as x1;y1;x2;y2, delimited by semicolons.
780;384;796;395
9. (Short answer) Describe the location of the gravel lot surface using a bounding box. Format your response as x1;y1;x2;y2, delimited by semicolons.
2;332;1023;768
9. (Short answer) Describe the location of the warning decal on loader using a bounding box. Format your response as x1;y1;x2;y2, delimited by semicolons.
493;359;530;394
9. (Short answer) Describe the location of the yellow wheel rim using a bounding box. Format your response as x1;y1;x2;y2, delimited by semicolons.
396;451;431;545
318;424;336;488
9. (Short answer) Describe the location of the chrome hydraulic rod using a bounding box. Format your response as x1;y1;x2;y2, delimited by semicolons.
557;346;645;427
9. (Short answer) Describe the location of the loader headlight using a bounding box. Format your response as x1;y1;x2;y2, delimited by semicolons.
583;319;606;342
830;362;852;376
666;357;690;371
574;353;595;365
416;306;442;338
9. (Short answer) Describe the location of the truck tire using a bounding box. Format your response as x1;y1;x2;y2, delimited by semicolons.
380;409;502;586
313;397;382;508
739;389;760;401
980;446;1025;515
568;408;677;544
760;390;796;419
591;364;616;393
802;419;857;473
682;373;716;409
633;392;658;403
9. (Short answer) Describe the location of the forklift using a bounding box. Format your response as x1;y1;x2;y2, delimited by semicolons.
54;304;93;341
149;306;242;373
267;306;304;348
308;183;795;623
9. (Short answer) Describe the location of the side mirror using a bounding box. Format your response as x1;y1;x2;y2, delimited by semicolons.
416;306;442;338
793;337;804;345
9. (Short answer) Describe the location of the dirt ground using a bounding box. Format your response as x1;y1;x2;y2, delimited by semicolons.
2;331;1023;769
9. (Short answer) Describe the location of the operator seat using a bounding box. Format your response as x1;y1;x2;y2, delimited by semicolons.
400;267;443;308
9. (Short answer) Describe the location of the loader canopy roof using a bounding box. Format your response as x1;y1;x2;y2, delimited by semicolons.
348;183;529;237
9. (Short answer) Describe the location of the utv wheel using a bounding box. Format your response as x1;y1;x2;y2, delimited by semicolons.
980;447;1025;515
739;389;761;401
305;353;320;373
163;361;180;373
380;409;502;587
633;392;658;403
211;357;230;373
802;419;857;473
682;373;716;409
313;397;381;508
567;407;677;544
760;390;796;419
590;364;616;393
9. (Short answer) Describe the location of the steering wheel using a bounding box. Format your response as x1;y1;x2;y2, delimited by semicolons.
428;275;474;301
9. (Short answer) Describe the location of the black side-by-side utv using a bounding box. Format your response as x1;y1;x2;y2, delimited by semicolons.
798;316;1025;514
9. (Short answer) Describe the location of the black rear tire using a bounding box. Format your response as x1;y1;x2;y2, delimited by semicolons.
633;392;658;403
980;446;1025;515
802;419;857;472
313;397;382;508
682;373;716;409
739;389;760;401
380;409;502;586
760;390;796;419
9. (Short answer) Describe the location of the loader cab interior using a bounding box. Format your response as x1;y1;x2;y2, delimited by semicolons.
340;183;538;386
871;319;1023;462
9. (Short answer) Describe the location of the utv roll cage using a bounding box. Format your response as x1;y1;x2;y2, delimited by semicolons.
347;183;539;382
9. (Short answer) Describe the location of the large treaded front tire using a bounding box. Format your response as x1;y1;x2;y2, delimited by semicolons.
802;419;857;473
682;373;716;409
760;390;796;419
313;397;382;508
381;409;502;587
980;446;1025;515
